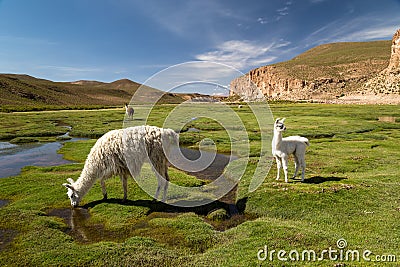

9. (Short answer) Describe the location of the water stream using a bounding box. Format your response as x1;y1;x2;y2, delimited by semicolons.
0;132;86;178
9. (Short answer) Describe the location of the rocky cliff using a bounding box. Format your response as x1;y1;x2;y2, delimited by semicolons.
363;29;400;95
230;38;393;102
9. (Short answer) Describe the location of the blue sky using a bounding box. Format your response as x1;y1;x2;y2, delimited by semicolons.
0;0;399;88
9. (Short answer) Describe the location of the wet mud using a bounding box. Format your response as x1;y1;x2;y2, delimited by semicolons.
0;200;17;251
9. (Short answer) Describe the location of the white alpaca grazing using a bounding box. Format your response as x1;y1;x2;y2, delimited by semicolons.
63;125;178;207
272;118;309;183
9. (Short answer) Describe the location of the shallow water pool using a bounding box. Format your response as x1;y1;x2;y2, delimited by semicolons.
0;138;85;178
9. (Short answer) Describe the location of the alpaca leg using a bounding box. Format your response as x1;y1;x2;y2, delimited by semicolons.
161;168;170;202
154;165;169;202
154;176;169;201
282;156;289;183
300;158;306;182
154;178;162;200
158;177;168;202
101;179;107;200
120;174;128;202
292;154;300;179
154;166;164;201
275;156;281;181
162;181;169;202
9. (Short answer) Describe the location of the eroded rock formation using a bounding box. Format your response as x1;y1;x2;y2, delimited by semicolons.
363;29;400;95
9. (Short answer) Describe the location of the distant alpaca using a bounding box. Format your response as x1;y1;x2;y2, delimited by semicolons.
272;118;309;182
63;125;178;207
125;103;134;120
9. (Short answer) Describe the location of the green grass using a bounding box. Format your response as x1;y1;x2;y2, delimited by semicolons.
0;104;399;266
268;40;391;93
287;41;391;67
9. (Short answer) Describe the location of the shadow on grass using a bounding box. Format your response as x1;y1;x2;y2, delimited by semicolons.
302;176;347;184
83;197;248;217
49;197;250;244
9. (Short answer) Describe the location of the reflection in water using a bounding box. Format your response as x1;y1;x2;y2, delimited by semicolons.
175;147;235;180
0;229;17;251
0;199;16;251
173;147;239;210
0;200;9;208
48;208;97;243
48;207;161;244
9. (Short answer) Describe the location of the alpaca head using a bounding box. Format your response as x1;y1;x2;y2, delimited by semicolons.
274;118;286;132
63;178;81;208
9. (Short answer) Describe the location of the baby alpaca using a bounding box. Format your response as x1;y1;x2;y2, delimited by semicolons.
63;125;178;207
272;118;309;182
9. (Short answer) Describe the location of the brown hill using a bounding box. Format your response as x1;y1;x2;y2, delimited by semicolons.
0;74;190;110
230;39;395;103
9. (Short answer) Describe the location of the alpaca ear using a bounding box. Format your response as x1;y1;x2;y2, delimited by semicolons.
63;183;75;190
67;178;75;184
275;118;281;123
281;118;286;123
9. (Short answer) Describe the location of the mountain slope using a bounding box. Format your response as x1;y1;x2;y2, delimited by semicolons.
0;74;185;110
277;40;390;81
230;40;392;102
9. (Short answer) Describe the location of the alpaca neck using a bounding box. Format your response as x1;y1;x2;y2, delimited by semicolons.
272;130;283;150
74;167;97;198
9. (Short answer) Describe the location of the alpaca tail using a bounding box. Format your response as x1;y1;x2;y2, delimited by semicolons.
300;137;310;146
294;136;310;146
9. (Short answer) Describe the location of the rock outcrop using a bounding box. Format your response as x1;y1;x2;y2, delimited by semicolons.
230;37;394;102
363;29;400;95
230;65;354;101
387;29;400;71
230;65;373;102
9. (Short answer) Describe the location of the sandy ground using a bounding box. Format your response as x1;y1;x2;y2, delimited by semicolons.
314;93;400;104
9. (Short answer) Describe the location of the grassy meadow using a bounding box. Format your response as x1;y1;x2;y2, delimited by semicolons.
0;103;399;266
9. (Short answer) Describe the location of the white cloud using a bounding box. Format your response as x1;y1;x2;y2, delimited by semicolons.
304;16;399;47
277;6;289;16
257;17;268;24
274;1;292;21
132;1;236;39
141;61;242;95
195;40;291;70
336;25;399;41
